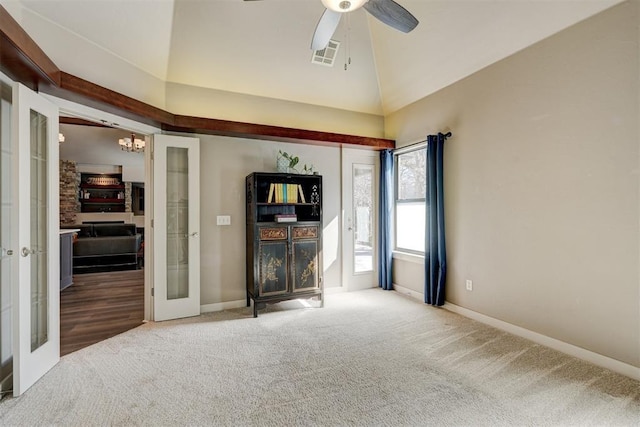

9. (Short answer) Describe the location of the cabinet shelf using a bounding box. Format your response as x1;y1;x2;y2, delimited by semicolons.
80;173;126;213
256;202;316;206
82;198;125;204
80;184;124;190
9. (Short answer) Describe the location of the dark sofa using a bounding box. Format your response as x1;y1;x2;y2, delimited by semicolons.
61;223;142;274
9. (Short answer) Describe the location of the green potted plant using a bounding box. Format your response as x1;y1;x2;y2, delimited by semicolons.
301;164;316;175
277;150;299;173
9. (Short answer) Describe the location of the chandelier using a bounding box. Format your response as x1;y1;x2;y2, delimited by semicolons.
118;133;145;153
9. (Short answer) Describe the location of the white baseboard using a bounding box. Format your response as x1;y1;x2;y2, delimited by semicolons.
392;283;639;381
444;302;640;381
200;299;247;313
392;284;424;302
201;289;343;312
324;286;347;294
201;289;341;312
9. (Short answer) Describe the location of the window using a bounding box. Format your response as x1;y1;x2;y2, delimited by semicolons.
395;146;426;253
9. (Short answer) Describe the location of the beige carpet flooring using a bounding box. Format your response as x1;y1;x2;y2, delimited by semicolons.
1;289;638;426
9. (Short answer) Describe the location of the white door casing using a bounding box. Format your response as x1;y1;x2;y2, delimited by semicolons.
12;83;59;396
152;134;200;321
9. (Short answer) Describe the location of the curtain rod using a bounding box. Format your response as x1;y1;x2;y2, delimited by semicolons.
394;132;452;154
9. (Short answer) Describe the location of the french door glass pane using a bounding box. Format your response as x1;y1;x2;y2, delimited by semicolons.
30;109;48;352
0;82;13;376
353;165;373;273
166;147;189;300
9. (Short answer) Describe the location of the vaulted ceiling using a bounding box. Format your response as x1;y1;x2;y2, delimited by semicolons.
4;0;622;117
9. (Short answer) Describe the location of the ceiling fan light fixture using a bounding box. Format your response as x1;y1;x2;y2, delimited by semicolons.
321;0;367;13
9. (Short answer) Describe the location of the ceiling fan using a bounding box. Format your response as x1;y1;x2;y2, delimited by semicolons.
244;0;419;51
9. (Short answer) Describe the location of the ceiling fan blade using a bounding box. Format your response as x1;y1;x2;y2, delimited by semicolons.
311;9;342;51
363;0;419;33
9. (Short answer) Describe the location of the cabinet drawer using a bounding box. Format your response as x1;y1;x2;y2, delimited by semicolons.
260;227;288;240
292;226;318;240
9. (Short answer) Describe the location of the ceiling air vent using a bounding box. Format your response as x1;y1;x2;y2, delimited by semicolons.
311;40;340;67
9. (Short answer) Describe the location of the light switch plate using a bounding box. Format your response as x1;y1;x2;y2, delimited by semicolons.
217;215;231;226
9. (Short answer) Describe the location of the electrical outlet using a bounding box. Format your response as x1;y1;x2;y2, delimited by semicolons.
216;215;231;226
466;279;473;291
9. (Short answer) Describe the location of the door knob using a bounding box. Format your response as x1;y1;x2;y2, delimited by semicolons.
21;247;35;257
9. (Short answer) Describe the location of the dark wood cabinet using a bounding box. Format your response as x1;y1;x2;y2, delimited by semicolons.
79;173;125;213
246;172;323;317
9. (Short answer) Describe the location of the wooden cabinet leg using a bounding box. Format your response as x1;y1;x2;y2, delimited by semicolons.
253;303;258;318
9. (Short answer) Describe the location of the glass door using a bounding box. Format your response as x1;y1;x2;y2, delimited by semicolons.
13;83;59;396
342;148;378;290
152;134;200;321
0;79;14;396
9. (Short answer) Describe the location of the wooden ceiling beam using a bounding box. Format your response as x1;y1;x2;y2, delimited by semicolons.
0;5;395;150
0;6;60;90
167;116;394;149
45;72;172;128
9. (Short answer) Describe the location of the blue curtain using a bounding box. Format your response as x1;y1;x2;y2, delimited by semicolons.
378;149;394;290
424;133;449;306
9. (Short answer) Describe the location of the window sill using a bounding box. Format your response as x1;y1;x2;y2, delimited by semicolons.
392;251;424;265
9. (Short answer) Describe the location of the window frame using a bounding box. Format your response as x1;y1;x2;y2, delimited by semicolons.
393;143;426;256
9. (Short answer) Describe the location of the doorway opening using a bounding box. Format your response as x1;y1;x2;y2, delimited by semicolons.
58;119;147;355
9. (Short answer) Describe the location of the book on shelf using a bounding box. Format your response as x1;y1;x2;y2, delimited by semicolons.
275;214;297;223
268;183;275;204
267;183;305;203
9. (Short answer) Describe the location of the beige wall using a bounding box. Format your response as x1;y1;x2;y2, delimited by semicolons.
386;1;639;367
166;83;385;138
181;133;342;306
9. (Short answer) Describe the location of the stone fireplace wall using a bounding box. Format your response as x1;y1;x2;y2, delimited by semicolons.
125;181;132;212
59;160;80;225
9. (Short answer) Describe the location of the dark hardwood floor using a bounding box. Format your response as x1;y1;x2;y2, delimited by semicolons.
60;269;144;356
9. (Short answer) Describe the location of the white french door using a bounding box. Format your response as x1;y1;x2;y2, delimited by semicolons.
12;83;59;396
341;148;378;291
152;134;200;321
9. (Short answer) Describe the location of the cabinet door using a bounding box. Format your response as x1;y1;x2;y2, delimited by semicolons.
291;226;319;292
258;241;289;296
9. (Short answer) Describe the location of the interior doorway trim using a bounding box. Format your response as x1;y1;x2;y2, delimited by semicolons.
45;93;160;321
42;94;159;136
